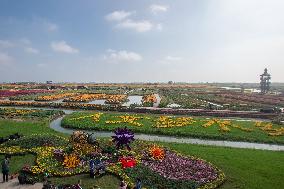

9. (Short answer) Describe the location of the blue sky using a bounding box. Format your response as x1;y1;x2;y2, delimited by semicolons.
0;0;283;83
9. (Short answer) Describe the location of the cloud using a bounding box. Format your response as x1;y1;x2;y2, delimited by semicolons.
46;22;58;32
37;63;47;68
103;49;142;63
19;38;31;45
150;4;169;14
0;40;14;48
25;47;39;54
165;56;183;61
105;10;134;21
116;19;154;32
51;41;79;53
0;52;13;65
160;56;183;64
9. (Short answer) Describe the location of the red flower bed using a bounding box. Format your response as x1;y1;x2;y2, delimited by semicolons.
0;90;53;97
119;157;137;169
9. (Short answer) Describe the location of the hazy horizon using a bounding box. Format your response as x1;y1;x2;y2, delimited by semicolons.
1;0;284;83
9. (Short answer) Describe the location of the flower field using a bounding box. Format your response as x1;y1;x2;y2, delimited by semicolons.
62;111;284;144
0;89;53;97
0;107;64;120
0;132;225;189
35;93;77;101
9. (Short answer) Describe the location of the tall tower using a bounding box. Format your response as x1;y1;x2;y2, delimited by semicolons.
260;68;271;94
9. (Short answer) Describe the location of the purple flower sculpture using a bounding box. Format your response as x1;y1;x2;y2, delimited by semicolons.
112;127;135;150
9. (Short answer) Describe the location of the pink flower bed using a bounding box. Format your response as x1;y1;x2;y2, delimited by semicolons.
142;150;218;184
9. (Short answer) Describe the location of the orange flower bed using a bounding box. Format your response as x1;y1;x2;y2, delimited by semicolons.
142;94;157;103
36;93;77;101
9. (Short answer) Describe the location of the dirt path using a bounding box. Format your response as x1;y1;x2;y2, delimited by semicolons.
0;174;43;189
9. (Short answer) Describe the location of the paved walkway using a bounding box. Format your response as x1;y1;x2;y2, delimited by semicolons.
0;174;43;189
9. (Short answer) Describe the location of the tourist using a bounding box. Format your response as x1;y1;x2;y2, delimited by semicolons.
118;180;127;189
1;155;10;182
90;157;95;178
134;178;142;189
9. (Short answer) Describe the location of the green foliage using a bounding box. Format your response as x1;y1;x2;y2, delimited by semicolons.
3;134;68;148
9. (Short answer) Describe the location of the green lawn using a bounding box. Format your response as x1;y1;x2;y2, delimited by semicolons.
62;111;284;144
48;174;120;189
0;118;284;189
0;119;67;138
161;142;284;189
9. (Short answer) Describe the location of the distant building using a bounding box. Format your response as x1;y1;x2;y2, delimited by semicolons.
46;81;53;84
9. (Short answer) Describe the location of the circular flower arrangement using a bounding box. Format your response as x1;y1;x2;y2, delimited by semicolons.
0;131;225;189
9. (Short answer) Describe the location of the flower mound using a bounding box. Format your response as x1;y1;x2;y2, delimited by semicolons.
63;153;80;169
149;145;165;160
112;127;135;150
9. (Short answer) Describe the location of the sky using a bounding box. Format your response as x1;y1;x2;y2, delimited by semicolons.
0;0;283;83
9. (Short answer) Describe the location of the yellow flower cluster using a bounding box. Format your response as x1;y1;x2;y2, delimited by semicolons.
155;116;196;128
0;146;27;154
36;93;76;101
106;115;144;127
256;122;284;136
105;94;127;104
62;153;80;169
142;94;157;103
64;93;127;104
70;113;103;122
203;118;219;128
0;108;37;117
30;165;45;174
66;94;107;102
218;120;231;132
203;119;231;132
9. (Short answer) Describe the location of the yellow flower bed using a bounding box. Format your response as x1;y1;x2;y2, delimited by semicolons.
106;115;144;127
66;94;107;102
255;122;284;136
36;93;77;101
0;108;38;117
70;113;103;122
105;94;127;104
63;153;80;169
155;116;196;128
142;94;157;103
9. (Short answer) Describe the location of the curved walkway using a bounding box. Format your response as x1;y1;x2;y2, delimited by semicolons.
1;106;283;151
50;113;284;151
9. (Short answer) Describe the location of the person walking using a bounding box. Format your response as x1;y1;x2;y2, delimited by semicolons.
1;155;10;182
90;158;95;178
134;178;142;189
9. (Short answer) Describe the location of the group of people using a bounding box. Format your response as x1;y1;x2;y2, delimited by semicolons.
2;155;142;188
89;156;142;189
118;178;142;189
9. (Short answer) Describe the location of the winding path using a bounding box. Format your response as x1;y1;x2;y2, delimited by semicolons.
1;106;284;151
49;110;284;151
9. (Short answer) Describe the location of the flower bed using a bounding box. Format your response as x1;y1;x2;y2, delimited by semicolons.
35;93;77;101
0;132;225;189
0;107;64;120
0;89;52;97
